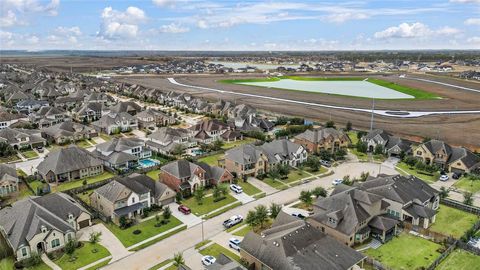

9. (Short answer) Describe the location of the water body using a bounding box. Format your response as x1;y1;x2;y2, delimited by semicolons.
237;79;415;99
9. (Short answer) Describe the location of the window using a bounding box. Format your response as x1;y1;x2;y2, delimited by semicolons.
51;239;60;248
21;248;27;257
132;197;135;203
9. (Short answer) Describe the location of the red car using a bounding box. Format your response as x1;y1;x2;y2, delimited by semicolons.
178;205;191;215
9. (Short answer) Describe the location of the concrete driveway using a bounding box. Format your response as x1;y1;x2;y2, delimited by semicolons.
15;157;44;175
382;157;400;169
247;177;277;195
169;202;202;228
230;191;254;204
78;223;132;262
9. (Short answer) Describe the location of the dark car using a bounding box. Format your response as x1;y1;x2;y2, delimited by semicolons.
320;160;331;167
452;172;462;179
178;205;191;215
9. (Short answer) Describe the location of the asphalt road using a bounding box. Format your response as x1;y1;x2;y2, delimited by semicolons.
103;161;396;270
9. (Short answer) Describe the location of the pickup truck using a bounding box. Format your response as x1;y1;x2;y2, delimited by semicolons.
223;215;243;228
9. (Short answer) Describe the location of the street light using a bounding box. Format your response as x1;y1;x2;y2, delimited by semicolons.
201;218;204;242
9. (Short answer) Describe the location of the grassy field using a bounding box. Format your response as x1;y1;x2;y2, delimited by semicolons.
237;181;261;196
395;162;437;183
198;243;241;262
364;233;441;270
347;131;359;145
429;205;479;238
198;152;224;166
75;140;93;148
182;193;237;216
77;190;94;205
105;216;183;248
233;225;252;237
129;225;187;251
367;78;439;99
436;249;480;270
54;242;110;270
454;177;480;193
53;172;114;192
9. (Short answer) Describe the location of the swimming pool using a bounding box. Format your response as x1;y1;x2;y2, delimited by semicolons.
139;158;160;168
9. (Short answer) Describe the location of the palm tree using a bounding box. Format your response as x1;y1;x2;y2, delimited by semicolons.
194;187;205;205
173;252;185;269
299;190;313;207
89;232;102;253
269;203;282;218
245;210;258;228
255;205;269;229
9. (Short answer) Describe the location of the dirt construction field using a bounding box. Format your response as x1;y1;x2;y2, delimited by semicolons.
118;73;480;150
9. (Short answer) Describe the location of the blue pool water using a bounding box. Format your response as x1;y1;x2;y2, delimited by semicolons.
139;158;160;168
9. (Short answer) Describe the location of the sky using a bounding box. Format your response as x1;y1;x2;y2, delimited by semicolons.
1;0;480;51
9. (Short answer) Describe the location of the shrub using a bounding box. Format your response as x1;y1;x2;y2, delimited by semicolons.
133;230;142;235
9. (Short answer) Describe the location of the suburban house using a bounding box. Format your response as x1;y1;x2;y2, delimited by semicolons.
294;127;351;154
90;174;175;224
146;127;196;155
189;119;232;143
223;144;269;179
240;212;366;270
91;112;138;135
206;253;246;270
0;127;46;150
14;99;49;114
260;139;308;167
72;102;108;123
41;121;98;144
0;164;18;198
362;129;412;157
36;146;104;183
29;106;70;128
414;139;480;173
0;111;29;130
92;138;151;170
135;108;175;129
109;101;142;115
160;160;232;196
0;193;91;261
232;115;274;132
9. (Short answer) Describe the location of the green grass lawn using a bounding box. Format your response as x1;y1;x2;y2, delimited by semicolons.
27;180;45;194
237;181;261;196
429;205;479;238
197;152;224;166
148;259;173;270
21;150;38;159
0;257;15;270
198;243;241;262
221;138;256;150
367;78;440;100
233;225;253;237
454;177;480;193
25;262;52;270
75;140;93;148
99;133;112;141
364;233;441;270
436;249;480;270
53;172;114;192
105;216;182;248
146;170;160;181
181;193;237;216
262;177;289;189
54;242;110;270
395;162;437;183
0;154;20;163
350;149;368;161
77;190;94;205
347;131;359;145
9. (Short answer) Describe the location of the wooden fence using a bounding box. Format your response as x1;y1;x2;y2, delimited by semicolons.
441;198;480;215
402;223;454;243
425;240;458;270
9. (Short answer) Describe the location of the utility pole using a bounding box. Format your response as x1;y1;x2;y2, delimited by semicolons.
370;98;375;131
201;218;204;242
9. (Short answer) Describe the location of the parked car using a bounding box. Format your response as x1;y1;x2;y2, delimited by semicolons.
291;212;306;219
223;215;243;228
439;175;449;181
452;172;462;180
36;146;44;153
320;160;331;167
228;238;241;251
178;205;191;215
230;184;243;194
201;255;216;266
332;179;343;185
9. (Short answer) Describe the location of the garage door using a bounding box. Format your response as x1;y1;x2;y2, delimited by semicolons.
161;197;175;206
78;219;90;229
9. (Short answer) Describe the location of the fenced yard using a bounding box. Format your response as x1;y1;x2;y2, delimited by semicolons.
429;205;479;239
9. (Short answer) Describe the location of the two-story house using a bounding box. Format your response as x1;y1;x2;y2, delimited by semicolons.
223;144;269;179
91;112;138;135
135;108;175;129
146;127;196;155
0;164;19;198
0;111;29;130
294;127;351;154
92;138;151;170
29;106;70;128
260;139;308;167
189;119;231;144
361;129;412;157
41;121;98;145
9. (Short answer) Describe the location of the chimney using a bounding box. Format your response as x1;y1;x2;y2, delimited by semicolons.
313;129;318;144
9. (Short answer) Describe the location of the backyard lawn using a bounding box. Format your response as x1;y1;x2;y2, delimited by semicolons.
77;190;94;205
221;138;256;150
347;131;359;145
237;180;261;196
0;257;15;270
395;162;437;183
454;177;480;193
75;140;93;148
182;193;237;216
54;242;110;270
436;249;480;270
0;154;20;163
99;133;112;141
198;153;224;166
53;172;114;192
21;150;38;159
105;215;182;248
364;233;441;270
429;205;479;238
146;170;161;181
198;243;241;262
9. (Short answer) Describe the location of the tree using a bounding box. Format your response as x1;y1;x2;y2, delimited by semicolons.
343;175;352;186
268;166;281;181
89;232;102;253
374;144;384;155
463;192;473;206
173;252;185;269
172;144;185;156
194;187;205;205
299;190;313;207
218;184;228;196
0;142;15;157
163;206;172;221
325;121;335;128
306;156;320;172
65;239;77;255
212;139;224;151
277;164;290;178
175;192;183;202
246;210;258;228
345;121;352;131
318;149;332;161
360;171;370;182
255;205;269;228
356;141;368;153
334;149;347;160
312;186;327;198
269;203;282;218
212;185;223;201
439;187;449;199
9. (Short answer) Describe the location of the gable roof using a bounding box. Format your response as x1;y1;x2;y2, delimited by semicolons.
225;144;264;165
260;139;304;163
295;128;349;144
0;163;18;184
37;146;103;176
161;159;204;179
95;137;144;153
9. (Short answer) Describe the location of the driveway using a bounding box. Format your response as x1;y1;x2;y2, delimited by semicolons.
169;202;202;228
382;157;400;169
15;157;44;175
78;223;132;262
230;192;254;204
247;177;277;195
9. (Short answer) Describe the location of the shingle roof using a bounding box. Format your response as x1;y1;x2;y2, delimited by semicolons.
37;146;103;176
225;144;264;165
161;160;204;179
260;139;304;163
0;163;18;184
295;127;350;144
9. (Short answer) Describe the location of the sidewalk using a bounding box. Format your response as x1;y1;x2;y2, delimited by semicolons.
78;256;112;270
41;253;61;270
127;224;187;251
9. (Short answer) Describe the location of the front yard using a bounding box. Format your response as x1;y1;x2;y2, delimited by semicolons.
395;162;437;183
364;233;442;270
198;243;240;262
181;193;237;216
21;150;38;159
53;172;114;192
237;180;261;196
436;249;480;270
429;205;479;238
197;152;224;166
454;177;480;194
54;242;110;270
105;215;183;248
75;140;94;148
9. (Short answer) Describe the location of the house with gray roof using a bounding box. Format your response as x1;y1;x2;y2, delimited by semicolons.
0;111;29;130
92;137;151;171
37;146;104;184
240;213;366;270
29;106;70;128
72;102;109;123
0;193;91;261
109;101;142;115
14;99;49;114
0;127;46;150
91;112;138;135
294;127;351;154
206;253;246;270
41;121;97;144
260;139;307;167
362;129;412;157
146;127;196;155
0;164;18;198
135;108;175;129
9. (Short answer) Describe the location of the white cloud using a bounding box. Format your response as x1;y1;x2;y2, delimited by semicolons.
159;23;189;33
465;18;480;25
0;0;60;27
374;23;461;39
436;26;461;35
467;36;480;43
323;12;369;23
55;26;81;36
152;0;177;7
450;0;480;3
98;6;147;39
26;35;39;44
0;10;19;27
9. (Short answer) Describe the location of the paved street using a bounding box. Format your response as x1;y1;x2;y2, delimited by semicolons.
103;161;396;270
